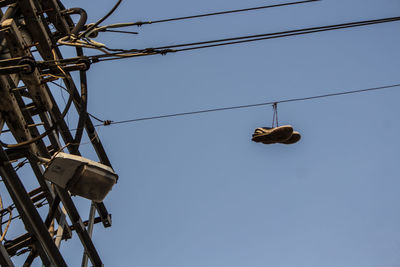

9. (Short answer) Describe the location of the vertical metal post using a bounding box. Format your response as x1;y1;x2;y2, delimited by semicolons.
55;187;103;267
81;202;96;267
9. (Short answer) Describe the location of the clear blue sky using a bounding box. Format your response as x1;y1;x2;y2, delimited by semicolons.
11;0;400;266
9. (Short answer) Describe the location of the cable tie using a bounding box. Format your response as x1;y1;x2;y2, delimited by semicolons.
143;48;155;53
134;21;144;27
160;49;175;55
103;120;113;126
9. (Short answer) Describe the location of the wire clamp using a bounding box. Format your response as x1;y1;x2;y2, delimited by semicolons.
103;120;113;126
160;49;175;55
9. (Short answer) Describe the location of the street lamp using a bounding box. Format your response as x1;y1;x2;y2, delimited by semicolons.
43;152;118;202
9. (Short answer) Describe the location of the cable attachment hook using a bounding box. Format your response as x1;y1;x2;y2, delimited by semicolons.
272;102;278;128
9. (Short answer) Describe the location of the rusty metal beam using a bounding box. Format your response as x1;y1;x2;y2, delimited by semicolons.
0;242;14;267
55;187;103;267
0;74;39;155
0;146;67;266
0;1;116;265
0;0;15;8
5;215;104;257
0;55;72;245
17;0;54;61
41;0;70;35
1;18;53;112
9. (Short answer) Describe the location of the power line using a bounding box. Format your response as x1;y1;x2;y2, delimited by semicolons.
92;16;400;62
103;29;138;35
91;83;400;127
130;0;320;26
154;17;400;50
171;17;400;52
72;1;320;40
47;16;400;65
51;0;321;60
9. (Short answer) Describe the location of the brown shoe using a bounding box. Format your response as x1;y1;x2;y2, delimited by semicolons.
252;125;293;144
281;131;301;144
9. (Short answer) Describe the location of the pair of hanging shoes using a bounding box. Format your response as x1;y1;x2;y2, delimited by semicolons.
252;125;301;145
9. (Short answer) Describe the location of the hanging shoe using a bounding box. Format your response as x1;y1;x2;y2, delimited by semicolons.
252;125;293;144
281;131;301;144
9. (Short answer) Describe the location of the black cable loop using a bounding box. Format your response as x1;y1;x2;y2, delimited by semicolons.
78;0;123;38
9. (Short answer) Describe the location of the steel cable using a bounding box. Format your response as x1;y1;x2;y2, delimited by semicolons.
129;0;320;26
90;16;400;62
85;83;400;126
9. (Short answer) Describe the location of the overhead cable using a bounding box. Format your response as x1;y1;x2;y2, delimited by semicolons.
60;0;319;51
102;29;138;35
127;0;320;26
50;16;400;64
90;16;400;62
156;16;400;51
89;83;400;127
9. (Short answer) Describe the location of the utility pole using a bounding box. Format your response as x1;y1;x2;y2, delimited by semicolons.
0;1;116;266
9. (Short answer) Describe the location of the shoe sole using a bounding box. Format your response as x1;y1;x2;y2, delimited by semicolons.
252;125;293;144
281;131;301;144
